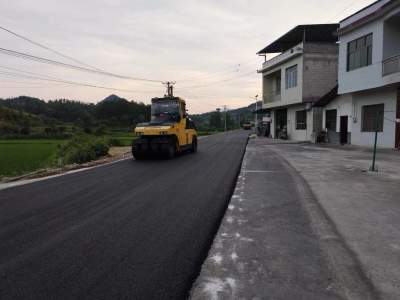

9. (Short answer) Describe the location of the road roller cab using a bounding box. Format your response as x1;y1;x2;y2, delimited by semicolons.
132;97;197;159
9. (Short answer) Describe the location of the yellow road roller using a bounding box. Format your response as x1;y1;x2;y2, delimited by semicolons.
132;96;197;159
243;121;252;130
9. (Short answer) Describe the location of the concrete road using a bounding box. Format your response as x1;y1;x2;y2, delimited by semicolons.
0;130;248;300
192;137;400;300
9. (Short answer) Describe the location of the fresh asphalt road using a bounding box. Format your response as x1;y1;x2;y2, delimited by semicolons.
0;130;249;300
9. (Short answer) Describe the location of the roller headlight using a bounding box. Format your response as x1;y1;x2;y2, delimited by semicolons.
159;131;167;135
136;132;143;135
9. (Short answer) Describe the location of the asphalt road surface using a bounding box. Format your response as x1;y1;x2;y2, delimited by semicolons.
0;130;249;300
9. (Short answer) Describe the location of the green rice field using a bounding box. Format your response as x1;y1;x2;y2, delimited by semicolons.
0;140;64;177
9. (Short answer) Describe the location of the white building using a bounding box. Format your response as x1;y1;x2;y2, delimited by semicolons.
313;86;354;144
334;0;400;148
257;24;340;142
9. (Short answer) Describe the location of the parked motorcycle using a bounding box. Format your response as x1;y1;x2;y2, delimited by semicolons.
280;126;287;140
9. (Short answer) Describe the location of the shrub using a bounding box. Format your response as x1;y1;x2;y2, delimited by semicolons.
84;127;92;134
95;124;108;136
44;127;51;134
0;122;20;135
108;137;124;147
59;126;67;133
20;127;31;135
58;134;110;165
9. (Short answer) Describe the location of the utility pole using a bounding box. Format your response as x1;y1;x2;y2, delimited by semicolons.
255;95;258;131
222;105;227;132
162;81;176;97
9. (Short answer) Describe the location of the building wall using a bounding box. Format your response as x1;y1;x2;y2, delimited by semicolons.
262;55;303;109
340;0;388;27
383;14;400;60
268;104;315;141
338;6;400;94
303;49;339;102
322;94;353;132
351;86;397;148
287;104;314;141
338;15;384;94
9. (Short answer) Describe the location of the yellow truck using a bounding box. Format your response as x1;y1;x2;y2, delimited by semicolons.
132;96;197;159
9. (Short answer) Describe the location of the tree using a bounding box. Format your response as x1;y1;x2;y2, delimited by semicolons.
95;124;108;136
109;116;121;128
209;111;222;130
137;114;145;123
225;112;236;130
80;112;94;128
120;115;130;127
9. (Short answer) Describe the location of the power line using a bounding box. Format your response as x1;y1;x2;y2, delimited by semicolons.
178;69;239;82
0;48;165;84
309;0;343;23
176;69;258;92
176;58;259;82
327;0;360;23
0;67;164;95
0;26;102;71
0;79;74;86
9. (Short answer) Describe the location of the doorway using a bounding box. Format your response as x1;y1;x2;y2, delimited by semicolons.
275;108;287;139
340;116;348;144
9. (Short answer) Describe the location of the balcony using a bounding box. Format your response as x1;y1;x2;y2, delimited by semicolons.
383;55;400;77
263;91;281;104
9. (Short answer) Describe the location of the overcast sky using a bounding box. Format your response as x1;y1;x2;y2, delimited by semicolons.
0;0;374;114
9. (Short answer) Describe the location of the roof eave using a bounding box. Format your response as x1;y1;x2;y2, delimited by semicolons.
334;0;400;36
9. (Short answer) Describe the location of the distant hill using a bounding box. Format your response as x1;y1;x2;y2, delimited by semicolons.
0;95;41;105
98;94;121;104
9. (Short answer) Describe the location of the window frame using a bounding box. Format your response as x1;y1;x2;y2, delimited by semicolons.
276;76;281;93
295;110;307;130
361;104;384;132
347;33;373;72
325;109;337;132
285;65;298;89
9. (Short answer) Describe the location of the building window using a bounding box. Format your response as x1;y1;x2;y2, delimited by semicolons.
347;33;372;71
362;104;384;132
296;110;307;130
325;109;337;132
276;76;281;93
285;65;298;89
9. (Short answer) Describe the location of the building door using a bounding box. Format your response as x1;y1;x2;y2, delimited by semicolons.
275;109;287;139
340;116;348;144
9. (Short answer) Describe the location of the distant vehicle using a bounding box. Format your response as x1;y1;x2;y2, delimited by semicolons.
132;96;197;159
243;121;252;130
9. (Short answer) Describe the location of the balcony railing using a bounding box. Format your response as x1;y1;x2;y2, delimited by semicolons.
263;91;281;104
382;54;400;76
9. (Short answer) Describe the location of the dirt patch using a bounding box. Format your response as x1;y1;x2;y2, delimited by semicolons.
2;146;132;183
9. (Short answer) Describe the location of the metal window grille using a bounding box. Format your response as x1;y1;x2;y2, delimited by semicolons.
296;110;307;130
325;109;337;132
362;104;384;132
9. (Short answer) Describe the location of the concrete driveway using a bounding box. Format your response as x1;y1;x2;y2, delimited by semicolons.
192;139;399;300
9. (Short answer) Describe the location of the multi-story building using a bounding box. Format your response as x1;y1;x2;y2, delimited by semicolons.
257;24;340;142
334;0;400;148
